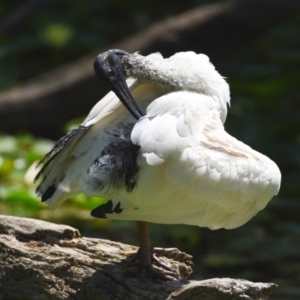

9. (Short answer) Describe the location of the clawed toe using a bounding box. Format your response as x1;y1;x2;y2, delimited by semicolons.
151;253;176;273
126;246;179;280
141;265;177;281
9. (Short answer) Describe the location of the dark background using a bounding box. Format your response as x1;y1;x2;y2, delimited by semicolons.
0;1;300;299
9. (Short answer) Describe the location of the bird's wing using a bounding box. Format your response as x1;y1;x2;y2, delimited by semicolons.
35;79;136;207
116;90;281;229
35;79;163;209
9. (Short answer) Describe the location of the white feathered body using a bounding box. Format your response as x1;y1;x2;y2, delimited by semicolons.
36;51;281;230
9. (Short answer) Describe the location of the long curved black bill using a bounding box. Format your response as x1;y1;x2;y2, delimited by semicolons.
94;50;144;120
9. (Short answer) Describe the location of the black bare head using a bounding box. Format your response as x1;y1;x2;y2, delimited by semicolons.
94;49;128;87
94;49;144;120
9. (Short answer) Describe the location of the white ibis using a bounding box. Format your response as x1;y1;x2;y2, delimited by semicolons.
35;49;281;279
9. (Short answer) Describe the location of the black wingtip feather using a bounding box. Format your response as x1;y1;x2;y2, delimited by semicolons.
35;125;88;183
41;184;57;202
91;200;123;219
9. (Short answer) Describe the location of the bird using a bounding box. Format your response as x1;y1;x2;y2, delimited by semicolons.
34;49;281;280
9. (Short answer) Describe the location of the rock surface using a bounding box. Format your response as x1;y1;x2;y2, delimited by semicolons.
0;215;277;299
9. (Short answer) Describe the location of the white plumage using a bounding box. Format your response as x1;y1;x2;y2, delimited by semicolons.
36;50;281;231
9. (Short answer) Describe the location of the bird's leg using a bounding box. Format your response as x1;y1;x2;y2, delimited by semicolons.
134;221;178;280
137;221;151;266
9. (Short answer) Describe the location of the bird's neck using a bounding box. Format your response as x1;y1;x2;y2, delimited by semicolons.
123;53;177;91
123;52;230;123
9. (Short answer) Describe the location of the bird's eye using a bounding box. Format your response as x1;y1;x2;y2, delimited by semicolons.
108;68;114;77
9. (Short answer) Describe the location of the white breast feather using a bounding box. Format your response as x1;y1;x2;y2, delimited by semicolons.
118;90;282;229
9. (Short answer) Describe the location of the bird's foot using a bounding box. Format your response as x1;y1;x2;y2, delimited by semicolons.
127;247;180;280
141;264;177;281
150;247;180;272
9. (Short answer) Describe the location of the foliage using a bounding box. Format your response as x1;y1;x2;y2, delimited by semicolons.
0;0;212;91
39;23;74;48
0;134;49;217
0;133;109;227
